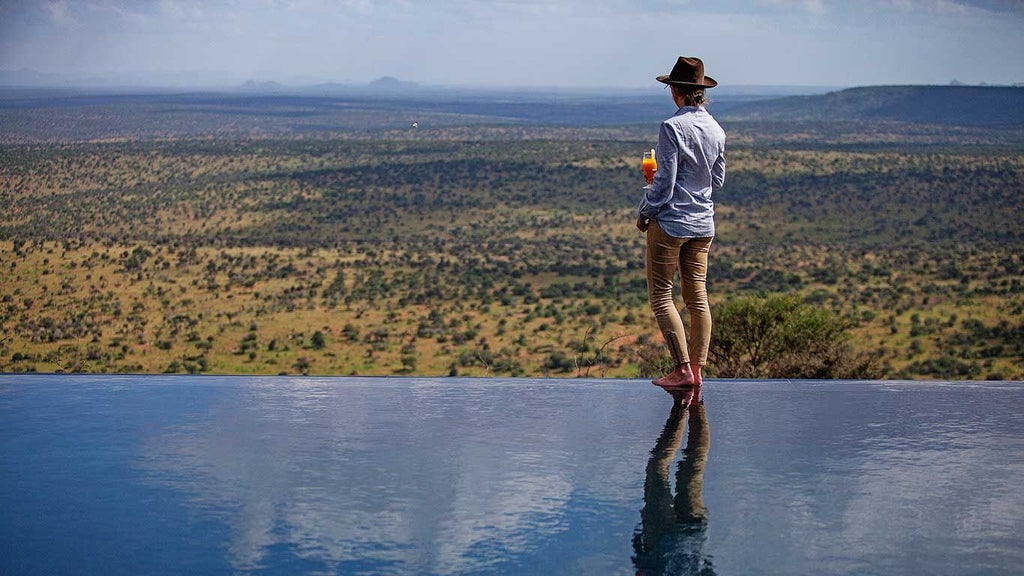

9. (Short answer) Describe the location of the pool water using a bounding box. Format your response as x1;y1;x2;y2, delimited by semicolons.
2;376;1022;575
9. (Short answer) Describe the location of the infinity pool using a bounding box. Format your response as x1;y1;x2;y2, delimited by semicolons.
1;376;1022;575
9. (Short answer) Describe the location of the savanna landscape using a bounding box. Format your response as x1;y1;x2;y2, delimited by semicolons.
2;87;1022;379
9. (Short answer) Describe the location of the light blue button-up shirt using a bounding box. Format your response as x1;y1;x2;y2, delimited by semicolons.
638;105;726;238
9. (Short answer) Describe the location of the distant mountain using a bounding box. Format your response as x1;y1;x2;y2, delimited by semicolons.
368;76;419;90
239;80;285;91
719;85;1024;125
303;77;421;95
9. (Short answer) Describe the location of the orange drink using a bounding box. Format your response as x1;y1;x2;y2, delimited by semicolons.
642;149;657;183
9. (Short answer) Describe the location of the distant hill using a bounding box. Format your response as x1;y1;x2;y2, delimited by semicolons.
368;76;419;90
719;85;1024;125
239;80;285;91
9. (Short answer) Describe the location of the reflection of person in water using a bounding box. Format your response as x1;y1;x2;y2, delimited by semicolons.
633;387;714;576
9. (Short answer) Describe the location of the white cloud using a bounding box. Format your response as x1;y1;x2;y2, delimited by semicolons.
135;379;646;574
756;0;827;13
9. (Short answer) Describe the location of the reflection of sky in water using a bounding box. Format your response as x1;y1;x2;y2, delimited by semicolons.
705;381;1024;575
135;378;659;574
2;376;1023;575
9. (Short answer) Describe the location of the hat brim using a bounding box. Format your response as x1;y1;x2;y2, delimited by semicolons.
656;74;718;88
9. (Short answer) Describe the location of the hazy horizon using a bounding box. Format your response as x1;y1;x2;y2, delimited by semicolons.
0;67;857;92
3;68;1020;92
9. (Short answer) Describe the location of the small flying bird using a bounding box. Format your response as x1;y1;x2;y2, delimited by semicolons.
411;121;418;129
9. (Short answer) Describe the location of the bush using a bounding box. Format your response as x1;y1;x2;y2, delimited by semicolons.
543;351;575;373
634;337;675;379
709;294;883;379
311;330;326;350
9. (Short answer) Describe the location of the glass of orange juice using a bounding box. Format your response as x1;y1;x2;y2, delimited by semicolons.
642;149;657;183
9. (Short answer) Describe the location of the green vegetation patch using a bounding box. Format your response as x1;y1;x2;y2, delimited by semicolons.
2;132;1022;379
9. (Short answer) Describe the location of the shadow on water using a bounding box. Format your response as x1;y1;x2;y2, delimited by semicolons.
633;387;714;576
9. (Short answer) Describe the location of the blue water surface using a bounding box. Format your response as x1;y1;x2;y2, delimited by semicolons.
1;375;1022;575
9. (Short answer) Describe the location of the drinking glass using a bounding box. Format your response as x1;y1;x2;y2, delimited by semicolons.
642;149;657;184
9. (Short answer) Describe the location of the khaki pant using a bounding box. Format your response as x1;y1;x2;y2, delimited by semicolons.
645;221;713;368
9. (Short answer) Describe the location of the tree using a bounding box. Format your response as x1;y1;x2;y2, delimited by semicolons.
709;294;882;379
311;330;326;350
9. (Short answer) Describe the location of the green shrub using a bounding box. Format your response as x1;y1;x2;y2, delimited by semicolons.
709;294;883;379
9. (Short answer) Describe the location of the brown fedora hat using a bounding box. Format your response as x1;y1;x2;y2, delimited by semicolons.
656;56;718;88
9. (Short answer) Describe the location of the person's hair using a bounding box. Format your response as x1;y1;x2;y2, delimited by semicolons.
671;85;707;106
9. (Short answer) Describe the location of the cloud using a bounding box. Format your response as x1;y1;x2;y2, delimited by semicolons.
755;0;827;13
134;378;648;573
937;0;1024;14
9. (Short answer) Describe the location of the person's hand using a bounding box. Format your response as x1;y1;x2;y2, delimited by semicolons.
636;217;649;232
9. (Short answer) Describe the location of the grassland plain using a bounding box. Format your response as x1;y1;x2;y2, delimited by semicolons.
1;95;1023;379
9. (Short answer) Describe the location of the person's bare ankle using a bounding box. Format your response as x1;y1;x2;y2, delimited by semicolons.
689;363;703;386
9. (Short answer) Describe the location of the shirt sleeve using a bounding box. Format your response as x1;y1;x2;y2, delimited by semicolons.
712;148;726;189
637;122;678;219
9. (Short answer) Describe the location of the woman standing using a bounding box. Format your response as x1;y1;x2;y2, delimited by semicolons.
637;56;726;389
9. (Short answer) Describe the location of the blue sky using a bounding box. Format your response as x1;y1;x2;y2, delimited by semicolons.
1;0;1022;88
